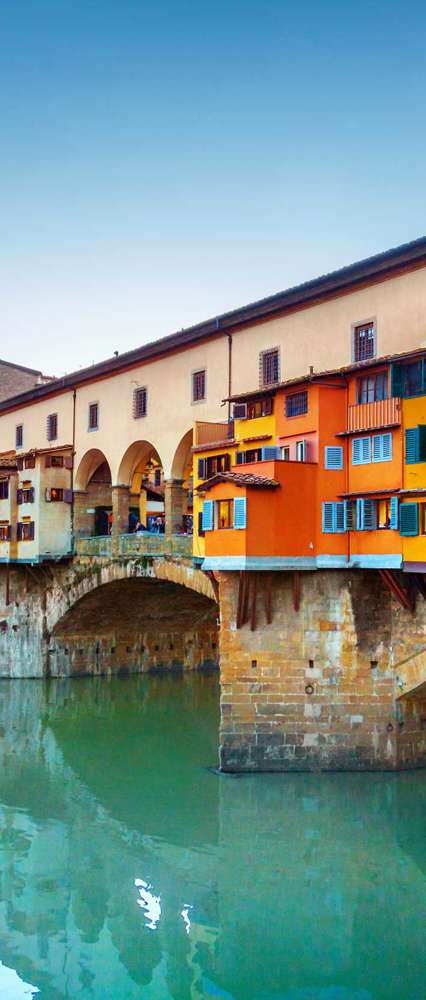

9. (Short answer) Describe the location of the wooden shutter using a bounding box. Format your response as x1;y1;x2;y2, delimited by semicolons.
389;496;399;530
224;453;231;471
45;456;52;468
64;456;73;470
197;458;206;480
233;497;247;529
344;500;355;530
202;500;213;531
17;489;23;505
325;446;343;470
400;503;419;536
17;457;24;471
405;428;419;464
335;502;346;532
7;525;12;541
263;397;273;415
233;403;247;419
29;488;35;503
29;522;35;540
236;451;245;465
17;523;22;541
64;489;73;504
363;499;377;530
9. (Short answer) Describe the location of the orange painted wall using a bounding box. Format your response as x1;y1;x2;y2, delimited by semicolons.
347;428;402;493
349;527;401;557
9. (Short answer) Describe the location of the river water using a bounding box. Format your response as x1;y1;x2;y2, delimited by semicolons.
0;672;425;1000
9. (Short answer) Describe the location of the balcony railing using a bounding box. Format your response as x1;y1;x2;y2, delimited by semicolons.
347;397;401;433
75;533;193;559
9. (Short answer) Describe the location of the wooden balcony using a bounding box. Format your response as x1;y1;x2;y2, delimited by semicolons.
346;397;401;434
194;421;230;446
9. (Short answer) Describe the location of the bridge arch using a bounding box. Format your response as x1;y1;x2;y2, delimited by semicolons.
171;429;193;480
117;440;164;488
75;449;112;492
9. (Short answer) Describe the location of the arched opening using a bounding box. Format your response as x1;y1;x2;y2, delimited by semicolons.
169;430;194;536
49;576;219;678
118;441;165;534
74;450;113;539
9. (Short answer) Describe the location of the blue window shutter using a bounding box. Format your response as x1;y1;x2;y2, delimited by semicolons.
372;432;392;463
363;499;377;530
405;428;419;464
356;498;364;530
335;502;346;532
233;496;247;529
198;458;206;479
325;446;343;470
260;446;281;460
322;502;335;533
352;437;370;465
400;502;419;536
372;435;382;462
202;500;213;531
361;437;371;463
352;439;361;465
389;496;399;530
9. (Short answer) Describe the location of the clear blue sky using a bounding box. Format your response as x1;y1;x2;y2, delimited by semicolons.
1;0;425;374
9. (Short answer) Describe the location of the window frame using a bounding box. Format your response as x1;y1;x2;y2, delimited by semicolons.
88;402;99;432
0;481;9;500
259;347;280;387
285;390;308;418
16;424;23;449
191;369;206;404
352;319;376;363
47;413;58;441
215;498;233;530
133;386;147;419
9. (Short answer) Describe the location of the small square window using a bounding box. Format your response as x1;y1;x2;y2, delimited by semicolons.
353;322;376;363
286;391;308;417
16;425;23;449
47;413;58;441
133;387;147;419
88;403;99;431
192;370;206;403
260;348;280;387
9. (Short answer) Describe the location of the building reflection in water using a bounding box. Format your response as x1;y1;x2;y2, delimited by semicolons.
0;675;424;1000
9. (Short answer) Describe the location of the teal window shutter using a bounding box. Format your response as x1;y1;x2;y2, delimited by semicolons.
389;496;399;530
405;428;419;464
202;500;213;531
322;502;335;533
335;502;346;532
372;432;392;462
400;502;419;536
390;363;404;397
233;496;247;529
352;436;371;465
325;446;343;470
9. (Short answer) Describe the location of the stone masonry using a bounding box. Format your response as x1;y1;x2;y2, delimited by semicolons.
219;570;426;771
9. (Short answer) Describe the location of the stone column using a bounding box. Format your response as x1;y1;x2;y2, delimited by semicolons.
73;490;90;541
111;485;130;556
164;479;184;538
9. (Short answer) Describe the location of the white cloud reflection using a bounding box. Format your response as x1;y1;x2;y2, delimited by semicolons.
0;959;39;998
134;878;161;931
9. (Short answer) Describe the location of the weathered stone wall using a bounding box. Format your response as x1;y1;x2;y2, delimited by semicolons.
218;570;426;771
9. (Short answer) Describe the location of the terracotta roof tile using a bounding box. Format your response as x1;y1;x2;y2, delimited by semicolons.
196;471;280;492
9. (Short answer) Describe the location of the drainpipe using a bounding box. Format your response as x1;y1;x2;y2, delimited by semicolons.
227;333;233;424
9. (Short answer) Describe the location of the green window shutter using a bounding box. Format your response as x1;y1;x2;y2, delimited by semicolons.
389;496;399;530
202;500;213;531
233;497;247;529
400;502;419;536
405;428;419;464
390;363;404;397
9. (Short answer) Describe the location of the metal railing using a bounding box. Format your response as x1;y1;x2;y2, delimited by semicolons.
347;397;401;433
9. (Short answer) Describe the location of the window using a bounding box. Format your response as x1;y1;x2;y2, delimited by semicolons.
198;511;205;537
378;499;390;529
236;449;262;465
216;499;233;529
17;521;35;541
47;413;58;441
357;372;388;403
353;321;376;362
400;503;419;537
88;403;99;431
0;481;8;500
352;436;371;465
322;501;346;533
17;487;35;504
16;425;23;449
133;387;147;419
47;488;63;502
324;446;343;470
356;498;377;530
0;523;10;542
45;455;64;468
154;468;161;486
206;454;231;478
281;446;290;461
296;440;306;462
372;432;392;463
391;359;426;398
285;391;308;418
260;348;280;387
246;397;273;419
192;370;206;403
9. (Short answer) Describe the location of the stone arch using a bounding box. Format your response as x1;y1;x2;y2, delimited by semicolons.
117;441;164;488
171;429;193;480
74;449;112;492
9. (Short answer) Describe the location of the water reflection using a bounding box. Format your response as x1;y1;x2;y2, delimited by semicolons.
0;675;424;999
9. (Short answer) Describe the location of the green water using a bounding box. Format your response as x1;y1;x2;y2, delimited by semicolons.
0;673;425;1000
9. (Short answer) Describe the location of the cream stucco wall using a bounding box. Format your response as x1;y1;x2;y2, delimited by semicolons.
0;392;74;458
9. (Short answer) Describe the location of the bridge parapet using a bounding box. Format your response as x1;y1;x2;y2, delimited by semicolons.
75;533;193;560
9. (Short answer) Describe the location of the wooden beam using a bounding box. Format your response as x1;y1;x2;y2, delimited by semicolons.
241;572;250;626
236;571;244;629
250;573;258;632
379;569;415;613
265;573;273;624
